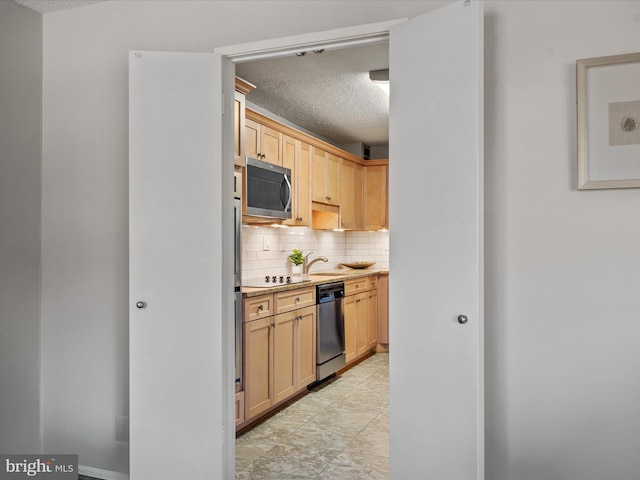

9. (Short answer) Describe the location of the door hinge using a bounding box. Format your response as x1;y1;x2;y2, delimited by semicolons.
464;0;471;6
222;92;225;115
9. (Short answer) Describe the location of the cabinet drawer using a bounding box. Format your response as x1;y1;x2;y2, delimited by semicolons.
345;275;378;295
274;287;316;315
243;294;274;322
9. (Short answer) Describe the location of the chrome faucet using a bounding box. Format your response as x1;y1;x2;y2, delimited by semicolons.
303;252;328;274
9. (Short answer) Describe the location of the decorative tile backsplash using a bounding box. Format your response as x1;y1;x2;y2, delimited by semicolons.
241;226;389;281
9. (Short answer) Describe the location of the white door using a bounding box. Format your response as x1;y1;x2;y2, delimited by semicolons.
389;1;484;479
129;51;236;479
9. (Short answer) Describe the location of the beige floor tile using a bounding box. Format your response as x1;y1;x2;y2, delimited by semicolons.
315;451;389;480
236;353;389;480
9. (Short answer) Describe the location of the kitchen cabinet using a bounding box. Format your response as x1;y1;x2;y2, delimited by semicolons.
235;391;245;426
233;78;255;167
272;310;296;403
344;294;357;364
377;274;389;345
241;108;388;231
273;306;318;401
311;147;340;206
364;165;388;230
339;159;364;230
355;292;369;357
245;117;282;166
294;305;317;388
242;290;316;424
244;315;274;419
282;135;311;226
343;275;378;365
366;289;378;350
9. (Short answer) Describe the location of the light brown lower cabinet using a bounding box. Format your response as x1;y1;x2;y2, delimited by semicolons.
243;303;316;424
366;289;378;350
244;316;273;419
377;274;389;344
235;391;245;426
344;277;379;366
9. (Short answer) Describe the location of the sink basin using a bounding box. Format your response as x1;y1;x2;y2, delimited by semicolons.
309;272;344;277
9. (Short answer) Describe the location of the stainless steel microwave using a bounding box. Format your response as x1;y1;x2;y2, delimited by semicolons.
245;156;292;220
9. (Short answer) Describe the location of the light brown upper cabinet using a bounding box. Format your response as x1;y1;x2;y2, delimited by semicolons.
245;117;283;166
282;135;311;226
364;165;389;231
233;78;255;168
339;159;364;230
311;147;340;206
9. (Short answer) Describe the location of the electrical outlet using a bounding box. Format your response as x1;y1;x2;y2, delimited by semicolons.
115;415;129;443
262;236;270;251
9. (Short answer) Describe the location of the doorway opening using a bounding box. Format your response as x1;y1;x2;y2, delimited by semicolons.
233;40;391;478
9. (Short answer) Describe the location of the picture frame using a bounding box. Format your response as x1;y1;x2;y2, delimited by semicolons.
577;52;640;190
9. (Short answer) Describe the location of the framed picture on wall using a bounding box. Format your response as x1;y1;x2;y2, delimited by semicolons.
577;52;640;190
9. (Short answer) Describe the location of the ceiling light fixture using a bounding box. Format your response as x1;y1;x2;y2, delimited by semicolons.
369;69;389;95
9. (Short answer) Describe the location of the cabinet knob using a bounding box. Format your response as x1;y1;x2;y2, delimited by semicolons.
295;297;300;303
258;304;263;311
457;315;468;324
136;301;146;309
271;322;276;328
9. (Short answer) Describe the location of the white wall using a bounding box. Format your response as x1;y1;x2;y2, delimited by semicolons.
0;0;42;454
484;2;640;479
37;0;640;478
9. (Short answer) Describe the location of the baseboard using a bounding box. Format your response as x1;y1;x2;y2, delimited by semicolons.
78;465;129;480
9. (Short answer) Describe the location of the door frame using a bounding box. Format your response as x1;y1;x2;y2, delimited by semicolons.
214;9;484;478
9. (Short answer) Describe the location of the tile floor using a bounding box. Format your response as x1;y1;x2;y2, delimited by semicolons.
236;353;389;479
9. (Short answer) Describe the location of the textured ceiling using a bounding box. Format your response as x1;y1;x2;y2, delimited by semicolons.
236;42;389;147
14;0;105;14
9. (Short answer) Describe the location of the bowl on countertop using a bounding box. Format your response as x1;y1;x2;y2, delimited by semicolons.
341;262;376;269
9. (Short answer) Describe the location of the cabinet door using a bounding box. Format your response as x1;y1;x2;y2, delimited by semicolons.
340;159;355;229
343;295;357;364
244;317;273;419
297;142;311;225
282;137;311;227
282;136;297;226
364;165;388;230
295;305;316;389
245;117;260;160
311;147;327;203
377;275;389;344
272;311;296;404
260;124;282;166
367;289;378;350
326;154;340;206
355;292;369;357
235;391;245;426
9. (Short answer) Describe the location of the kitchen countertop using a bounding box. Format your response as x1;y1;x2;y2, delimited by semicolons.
242;269;388;297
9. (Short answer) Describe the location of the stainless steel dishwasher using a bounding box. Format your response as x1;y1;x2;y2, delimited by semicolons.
316;281;346;382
